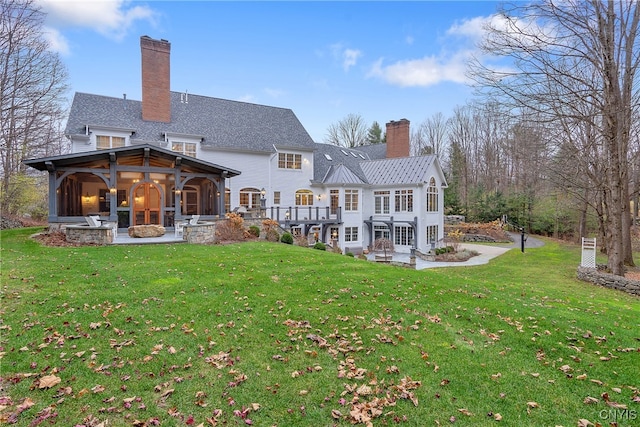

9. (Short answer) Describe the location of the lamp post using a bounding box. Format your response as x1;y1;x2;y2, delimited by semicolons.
410;237;416;267
260;188;266;217
285;210;290;231
332;230;338;248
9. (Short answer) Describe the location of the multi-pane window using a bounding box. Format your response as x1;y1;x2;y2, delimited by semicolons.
344;189;358;211
394;189;413;212
374;225;390;240
394;225;414;246
273;191;281;205
295;190;314;206
225;188;231;213
278;153;301;170
330;227;339;241
426;225;438;246
426;178;438;212
330;189;339;215
240;187;261;208
172;142;197;157
374;191;390;214
344;227;358;242
96;135;125;150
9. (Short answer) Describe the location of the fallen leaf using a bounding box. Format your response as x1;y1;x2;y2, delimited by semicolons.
38;375;61;389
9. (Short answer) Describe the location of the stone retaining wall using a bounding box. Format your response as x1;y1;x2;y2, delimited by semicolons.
183;222;217;244
576;266;640;297
65;224;113;244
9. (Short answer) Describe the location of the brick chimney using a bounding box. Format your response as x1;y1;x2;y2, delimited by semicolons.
140;36;171;123
385;119;410;158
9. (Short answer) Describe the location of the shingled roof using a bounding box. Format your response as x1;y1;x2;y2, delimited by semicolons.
65;92;316;153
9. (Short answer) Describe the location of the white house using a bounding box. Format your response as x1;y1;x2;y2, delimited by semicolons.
25;36;447;255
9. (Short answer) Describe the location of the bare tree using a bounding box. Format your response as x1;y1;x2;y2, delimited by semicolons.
324;113;368;148
469;0;640;275
412;112;448;159
0;0;68;215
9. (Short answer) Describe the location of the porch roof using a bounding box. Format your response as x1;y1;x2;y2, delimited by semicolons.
24;144;241;177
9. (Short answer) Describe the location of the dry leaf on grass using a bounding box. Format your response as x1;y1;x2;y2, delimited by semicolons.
38;375;61;389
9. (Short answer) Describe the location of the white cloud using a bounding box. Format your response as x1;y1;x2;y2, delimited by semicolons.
42;26;69;55
342;48;362;71
446;15;494;39
329;43;362;72
367;15;507;88
367;51;471;87
37;0;157;42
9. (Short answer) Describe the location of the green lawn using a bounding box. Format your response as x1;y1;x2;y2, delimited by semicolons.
1;227;638;426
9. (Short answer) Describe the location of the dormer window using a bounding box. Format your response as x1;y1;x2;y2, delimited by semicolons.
96;135;125;150
172;141;196;157
278;153;301;170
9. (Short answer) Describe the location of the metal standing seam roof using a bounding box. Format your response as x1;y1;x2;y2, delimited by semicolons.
313;142;438;186
65;92;316;153
360;156;437;185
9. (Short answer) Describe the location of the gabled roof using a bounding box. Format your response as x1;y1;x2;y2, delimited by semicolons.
65;92;316;153
24;144;241;176
322;164;366;185
313;143;376;184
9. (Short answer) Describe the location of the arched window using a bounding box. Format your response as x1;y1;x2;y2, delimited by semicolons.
426;177;438;212
295;189;314;206
240;187;261;208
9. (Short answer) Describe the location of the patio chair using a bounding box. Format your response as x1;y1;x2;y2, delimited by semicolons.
86;215;118;238
175;215;200;238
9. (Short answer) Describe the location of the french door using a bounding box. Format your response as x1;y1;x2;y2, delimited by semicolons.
133;183;161;225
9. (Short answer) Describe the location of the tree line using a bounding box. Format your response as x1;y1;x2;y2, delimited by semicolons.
3;0;638;276
327;1;639;276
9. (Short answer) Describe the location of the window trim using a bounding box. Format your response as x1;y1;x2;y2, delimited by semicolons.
278;152;302;170
344;189;359;212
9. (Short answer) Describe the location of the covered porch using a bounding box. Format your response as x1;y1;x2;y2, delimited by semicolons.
24;144;240;234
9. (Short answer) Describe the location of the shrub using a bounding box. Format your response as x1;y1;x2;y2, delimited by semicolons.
248;225;260;238
372;238;394;258
262;218;281;242
215;213;245;241
345;251;354;257
265;229;280;242
280;232;294;244
294;233;309;247
313;241;326;251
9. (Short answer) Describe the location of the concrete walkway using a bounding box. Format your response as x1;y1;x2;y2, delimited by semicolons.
367;233;545;270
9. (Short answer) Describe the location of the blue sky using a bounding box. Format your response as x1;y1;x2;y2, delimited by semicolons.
38;1;502;142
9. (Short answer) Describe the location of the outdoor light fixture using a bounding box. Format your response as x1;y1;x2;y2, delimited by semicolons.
110;187;117;195
83;192;92;203
317;194;322;201
175;189;181;195
260;188;267;213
